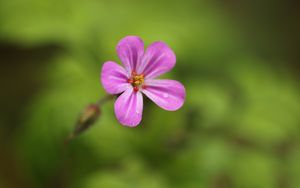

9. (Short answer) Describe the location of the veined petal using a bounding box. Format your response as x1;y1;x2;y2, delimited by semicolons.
138;42;176;79
142;79;185;111
101;61;130;94
116;36;144;73
114;87;143;127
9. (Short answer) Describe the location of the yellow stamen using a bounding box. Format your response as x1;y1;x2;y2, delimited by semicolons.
128;71;145;89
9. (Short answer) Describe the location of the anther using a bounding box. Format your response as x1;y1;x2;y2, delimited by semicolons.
133;86;139;92
128;79;134;83
129;71;145;90
134;80;141;85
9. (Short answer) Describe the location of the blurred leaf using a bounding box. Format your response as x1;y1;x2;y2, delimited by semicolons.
231;149;279;188
78;157;168;188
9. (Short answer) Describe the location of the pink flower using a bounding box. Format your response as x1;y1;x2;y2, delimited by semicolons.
101;36;186;127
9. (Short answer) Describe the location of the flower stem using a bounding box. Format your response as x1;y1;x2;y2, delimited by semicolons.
96;94;115;106
64;94;115;145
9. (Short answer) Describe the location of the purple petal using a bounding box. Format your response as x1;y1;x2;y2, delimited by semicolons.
116;36;144;73
114;87;143;127
142;79;185;111
137;42;176;79
101;61;130;94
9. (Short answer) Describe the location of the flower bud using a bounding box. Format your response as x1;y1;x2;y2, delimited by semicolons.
65;104;100;144
74;104;100;135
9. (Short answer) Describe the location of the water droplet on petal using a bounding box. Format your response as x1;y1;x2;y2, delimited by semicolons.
136;110;140;114
163;93;169;98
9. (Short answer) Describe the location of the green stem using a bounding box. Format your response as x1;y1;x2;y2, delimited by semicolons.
96;94;115;106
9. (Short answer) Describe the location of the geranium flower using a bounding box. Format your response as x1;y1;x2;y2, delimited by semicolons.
101;36;186;127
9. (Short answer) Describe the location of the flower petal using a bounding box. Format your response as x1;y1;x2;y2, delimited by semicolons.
101;61;130;94
116;36;144;73
138;42;176;79
114;87;143;127
142;79;185;111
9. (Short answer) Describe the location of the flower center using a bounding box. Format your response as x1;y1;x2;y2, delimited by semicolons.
128;71;145;92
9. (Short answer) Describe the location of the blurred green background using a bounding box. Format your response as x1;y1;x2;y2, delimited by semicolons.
1;0;300;187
